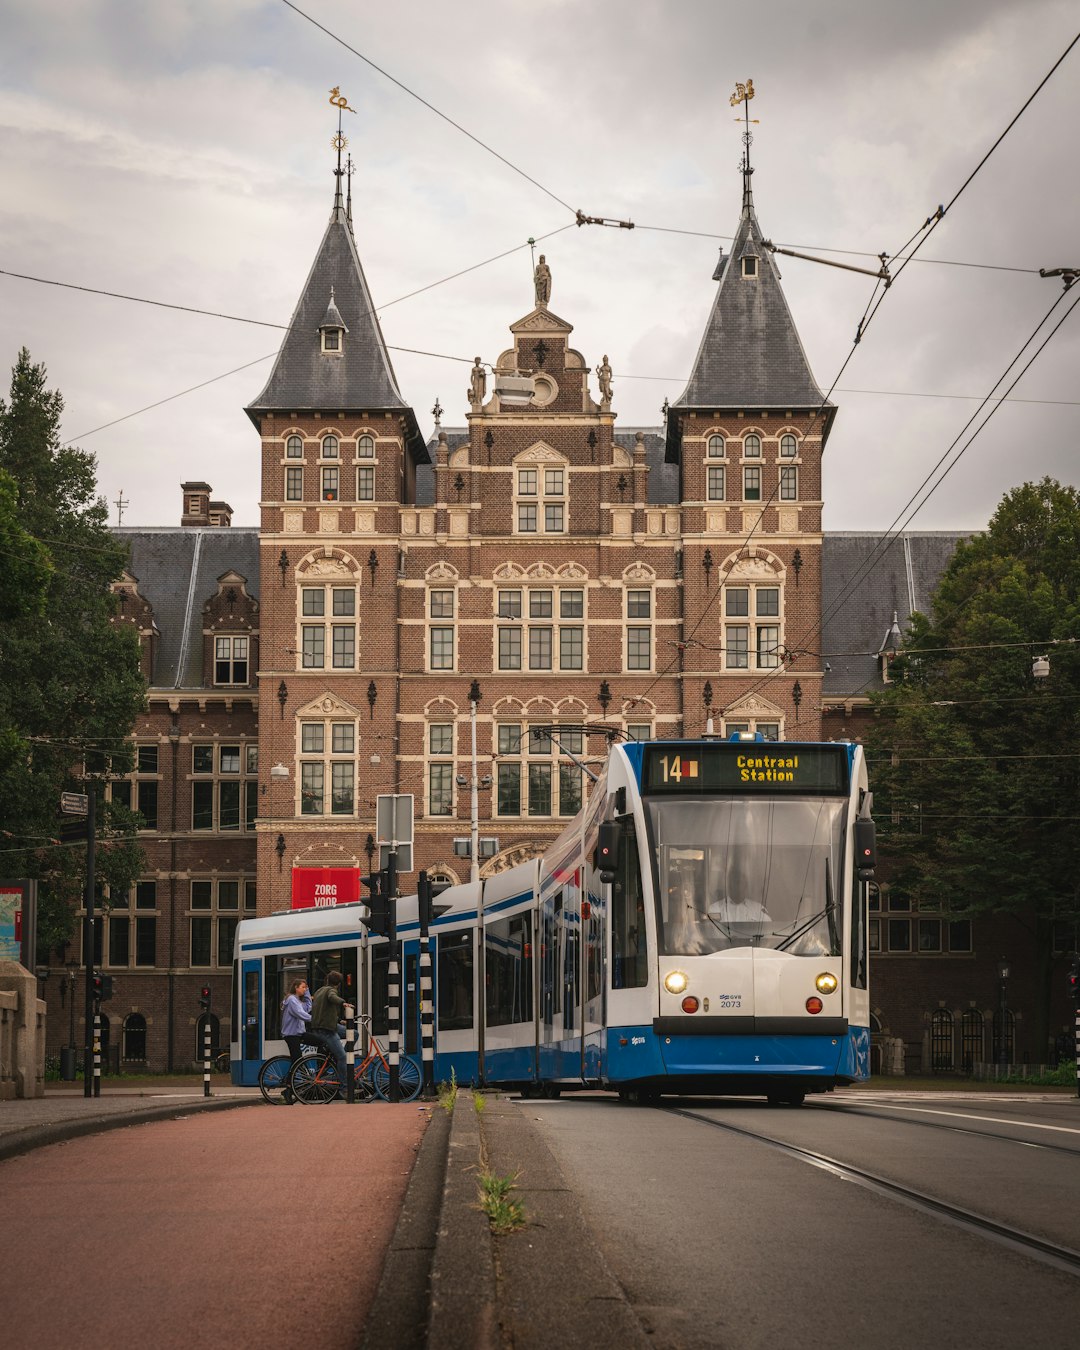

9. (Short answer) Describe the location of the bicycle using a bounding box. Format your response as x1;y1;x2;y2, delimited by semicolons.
289;1017;423;1103
258;1038;321;1104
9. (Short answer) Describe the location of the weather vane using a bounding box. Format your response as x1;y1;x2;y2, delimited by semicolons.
729;79;759;201
328;87;357;197
114;489;129;526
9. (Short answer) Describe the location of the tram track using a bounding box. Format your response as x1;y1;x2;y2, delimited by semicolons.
808;1098;1080;1158
665;1104;1080;1278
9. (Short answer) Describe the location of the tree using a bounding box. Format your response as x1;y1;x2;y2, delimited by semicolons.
0;348;147;956
867;479;1080;1057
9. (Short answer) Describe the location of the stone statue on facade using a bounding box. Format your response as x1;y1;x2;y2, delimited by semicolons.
596;354;613;405
468;357;486;408
534;255;552;307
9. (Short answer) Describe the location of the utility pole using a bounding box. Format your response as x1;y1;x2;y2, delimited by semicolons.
82;790;96;1098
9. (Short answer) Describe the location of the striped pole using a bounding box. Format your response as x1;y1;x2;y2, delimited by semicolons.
388;956;400;1102
1074;1005;1079;1099
345;1003;356;1104
420;941;434;1098
92;1009;101;1098
202;1017;212;1097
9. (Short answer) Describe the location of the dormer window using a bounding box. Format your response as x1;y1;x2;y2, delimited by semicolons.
739;235;760;279
741;256;758;278
318;287;348;355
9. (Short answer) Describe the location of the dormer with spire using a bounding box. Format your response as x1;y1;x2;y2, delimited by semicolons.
318;287;348;354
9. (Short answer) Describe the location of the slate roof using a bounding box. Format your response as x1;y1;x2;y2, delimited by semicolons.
246;198;426;463
116;527;259;690
667;186;832;461
821;531;971;700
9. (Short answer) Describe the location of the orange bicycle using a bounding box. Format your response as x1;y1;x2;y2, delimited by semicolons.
289;1016;422;1103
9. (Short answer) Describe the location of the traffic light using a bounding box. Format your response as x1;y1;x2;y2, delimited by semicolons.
91;972;113;1002
199;985;212;1012
1069;957;1080;1006
362;873;389;936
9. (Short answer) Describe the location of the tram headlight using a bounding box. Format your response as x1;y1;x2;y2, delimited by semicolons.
664;970;689;995
815;972;838;995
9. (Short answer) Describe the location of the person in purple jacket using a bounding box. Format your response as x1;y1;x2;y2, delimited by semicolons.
280;978;312;1102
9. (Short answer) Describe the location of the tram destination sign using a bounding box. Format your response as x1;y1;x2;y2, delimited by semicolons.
642;744;849;795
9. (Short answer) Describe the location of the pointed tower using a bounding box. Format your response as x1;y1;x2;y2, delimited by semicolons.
250;160;426;915
668;128;832;744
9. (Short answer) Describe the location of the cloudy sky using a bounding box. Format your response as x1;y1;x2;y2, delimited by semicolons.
1;0;1077;533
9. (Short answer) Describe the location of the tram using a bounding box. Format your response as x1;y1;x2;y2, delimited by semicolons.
231;734;875;1104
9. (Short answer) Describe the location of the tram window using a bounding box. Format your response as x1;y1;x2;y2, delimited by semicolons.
437;933;474;1030
486;915;533;1026
611;819;647;989
370;950;389;1038
850;883;868;989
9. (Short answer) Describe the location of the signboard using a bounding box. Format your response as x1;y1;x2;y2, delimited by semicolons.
291;867;360;910
379;843;413;873
0;879;37;969
376;794;414;847
642;744;849;796
60;792;89;815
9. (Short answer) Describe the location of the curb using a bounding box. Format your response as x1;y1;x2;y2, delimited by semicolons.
0;1095;258;1163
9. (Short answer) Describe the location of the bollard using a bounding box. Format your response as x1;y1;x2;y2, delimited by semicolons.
345;1003;355;1104
420;941;435;1098
388;956;400;1102
93;1009;101;1098
203;1018;211;1098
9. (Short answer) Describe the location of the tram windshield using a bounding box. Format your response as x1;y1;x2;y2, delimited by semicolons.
646;797;846;956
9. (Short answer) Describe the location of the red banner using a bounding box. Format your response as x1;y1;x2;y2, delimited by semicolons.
291;867;360;910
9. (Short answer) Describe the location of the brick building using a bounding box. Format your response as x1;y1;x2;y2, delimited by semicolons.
36;169;1076;1075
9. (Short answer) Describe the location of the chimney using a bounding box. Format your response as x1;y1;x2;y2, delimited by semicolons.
181;482;211;527
208;499;234;528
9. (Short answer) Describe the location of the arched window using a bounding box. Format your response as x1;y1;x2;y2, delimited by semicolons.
357;434;375;458
321;434;339;459
123;1012;147;1062
780;433;798;458
743;433;762;458
930;1009;954;1070
707;435;725;458
286;434;304;458
961;1009;984;1071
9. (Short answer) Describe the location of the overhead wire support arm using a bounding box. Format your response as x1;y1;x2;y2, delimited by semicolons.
576;209;636;230
761;239;892;286
1040;266;1078;291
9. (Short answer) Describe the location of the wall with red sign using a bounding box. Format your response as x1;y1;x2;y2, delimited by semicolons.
291;867;360;910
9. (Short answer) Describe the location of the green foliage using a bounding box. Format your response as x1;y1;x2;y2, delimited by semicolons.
437;1067;459;1114
0;349;147;954
477;1171;526;1234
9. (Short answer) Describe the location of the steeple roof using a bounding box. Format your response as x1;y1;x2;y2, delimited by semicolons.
246;199;425;462
667;188;832;458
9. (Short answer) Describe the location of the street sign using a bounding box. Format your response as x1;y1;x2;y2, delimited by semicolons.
379;842;413;873
376;793;414;847
60;792;89;815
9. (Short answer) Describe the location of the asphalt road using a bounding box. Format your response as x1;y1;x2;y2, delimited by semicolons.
0;1101;429;1350
525;1091;1080;1350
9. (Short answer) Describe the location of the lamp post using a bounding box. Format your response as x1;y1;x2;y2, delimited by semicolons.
997;958;1010;1070
469;680;482;884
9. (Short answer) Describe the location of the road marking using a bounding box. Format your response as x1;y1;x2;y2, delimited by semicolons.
838;1102;1080;1136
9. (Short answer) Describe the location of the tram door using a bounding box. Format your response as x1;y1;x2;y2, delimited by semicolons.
241;960;261;1085
538;890;561;1081
581;869;604;1084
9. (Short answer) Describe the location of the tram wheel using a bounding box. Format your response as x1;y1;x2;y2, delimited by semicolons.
541;1083;562;1099
622;1086;660;1106
767;1090;806;1108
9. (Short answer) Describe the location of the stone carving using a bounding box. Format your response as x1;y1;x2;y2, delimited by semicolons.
623;562;656;581
726;693;784;719
302;556;353;577
728;555;780;580
534;254;552;307
298;691;362;719
595;355;613;404
468;358;486;408
426;561;459;581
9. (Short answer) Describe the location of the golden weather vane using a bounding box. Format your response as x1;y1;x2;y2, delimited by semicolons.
329;86;356;114
729;78;755;108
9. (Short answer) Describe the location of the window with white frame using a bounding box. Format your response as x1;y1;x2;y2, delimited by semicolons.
496;587;584;672
780;465;798;500
356;465;375;500
190;878;255;968
743;433;762;458
723;582;783;671
626;588;652;671
299;718;356;816
107;743;160;830
300;582;357;669
780;433;798;457
286;466;303;501
191;742;258;831
428;722;454;817
707;434;726;457
429;588;455;671
286;434;304;458
321;434;339;459
515;459;567;534
743;465;761;501
357;434;375;458
724;720;780;741
105;881;158;968
625;723;652;742
707;465;725;501
321;465;339;502
495;723;584;818
214;636;249;686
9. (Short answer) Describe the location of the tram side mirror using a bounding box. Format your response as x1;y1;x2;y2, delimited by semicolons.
596;820;623;883
854;818;876;880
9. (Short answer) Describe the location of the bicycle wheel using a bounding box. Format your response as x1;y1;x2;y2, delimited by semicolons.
258;1055;293;1105
351;1061;377;1101
291;1052;338;1104
372;1055;422;1102
214;1050;231;1074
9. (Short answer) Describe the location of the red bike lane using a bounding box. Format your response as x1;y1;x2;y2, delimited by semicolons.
0;1101;430;1350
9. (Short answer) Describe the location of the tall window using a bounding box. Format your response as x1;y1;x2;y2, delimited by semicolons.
190;878;253;968
428;588;455;671
707;434;725;457
357;434;375;458
214;636;249;686
105;881;158;968
428;722;454;816
780;465;798;500
321;434;339;459
743;465;761;501
286;434;304;458
626;589;652;671
299;719;356;816
497;587;584;672
496;723;583;818
743;433;762;458
723;582;783;671
707;466;725;501
780;433;798;457
515;460;567;534
321;466;339;502
108;743;159;831
356;466;375;500
286;466;303;501
299;583;357;670
191;742;258;831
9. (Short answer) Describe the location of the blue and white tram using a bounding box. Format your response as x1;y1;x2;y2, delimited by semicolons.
232;735;874;1103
